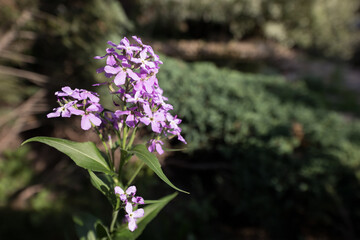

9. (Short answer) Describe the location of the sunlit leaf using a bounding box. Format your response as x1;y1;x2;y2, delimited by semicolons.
22;137;112;174
130;144;189;194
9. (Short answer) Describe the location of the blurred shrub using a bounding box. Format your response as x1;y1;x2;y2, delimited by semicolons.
0;146;33;206
157;57;360;238
136;0;360;59
33;0;133;85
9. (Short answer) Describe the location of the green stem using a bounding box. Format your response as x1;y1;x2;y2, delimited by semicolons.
95;128;113;170
126;162;144;188
110;209;119;233
122;126;128;150
127;127;137;149
118;126;129;181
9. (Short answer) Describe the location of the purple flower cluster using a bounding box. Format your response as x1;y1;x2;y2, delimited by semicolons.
47;87;103;130
115;186;144;231
95;36;186;154
47;36;186;154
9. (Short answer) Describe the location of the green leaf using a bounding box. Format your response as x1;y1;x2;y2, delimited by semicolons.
130;144;189;194
73;212;99;240
114;192;178;240
88;170;117;209
95;222;111;240
22;136;112;174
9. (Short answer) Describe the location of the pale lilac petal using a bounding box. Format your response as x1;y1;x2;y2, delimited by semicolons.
104;66;120;74
140;117;150;125
132;36;143;46
106;55;116;66
120;37;130;47
128;218;137;232
132;196;145;204
126;69;140;81
62;86;73;94
88;113;102;126
126;186;137;195
126;114;137;128
133;208;144;218
115;110;130;117
94;55;106;60
61;109;72;118
81;115;92;130
114;71;126;85
151;122;161;133
69;108;84;116
115;186;124;195
120;194;127;202
86;104;101;112
88;94;100;103
154;112;165;122
47;111;60;118
148;142;155;153
143;104;152;116
178;134;187;144
140;49;147;60
125;202;133;214
107;41;117;47
155;142;164;155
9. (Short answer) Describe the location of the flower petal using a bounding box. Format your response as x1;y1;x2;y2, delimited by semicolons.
114;71;126;86
133;208;144;218
104;65;120;74
81;115;92;130
125;202;133;214
128;218;137;232
126;186;137;196
114;186;124;195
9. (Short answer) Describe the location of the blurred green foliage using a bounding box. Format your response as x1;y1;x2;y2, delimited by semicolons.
136;0;360;59
0;146;33;205
156;57;360;238
32;0;132;85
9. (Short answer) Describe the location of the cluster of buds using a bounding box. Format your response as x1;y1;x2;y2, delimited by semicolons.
115;186;144;231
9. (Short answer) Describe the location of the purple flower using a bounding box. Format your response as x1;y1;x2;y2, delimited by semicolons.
148;139;164;155
115;186;137;202
79;90;100;103
125;91;145;104
140;104;165;133
55;86;81;99
132;196;145;205
104;61;140;86
94;47;119;66
133;72;155;94
131;49;155;71
125;202;144;232
117;37;141;56
80;113;102;130
166;113;182;130
92;36;187;150
47;101;79;118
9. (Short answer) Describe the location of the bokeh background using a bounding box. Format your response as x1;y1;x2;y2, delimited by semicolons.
1;0;360;239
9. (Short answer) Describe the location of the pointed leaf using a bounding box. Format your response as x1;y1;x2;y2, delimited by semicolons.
22;137;112;174
95;222;111;239
130;144;189;194
114;192;178;240
73;212;99;240
88;170;117;209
